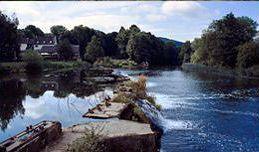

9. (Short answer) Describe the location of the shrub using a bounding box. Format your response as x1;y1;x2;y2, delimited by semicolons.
119;75;161;110
236;41;259;69
67;126;105;152
22;50;43;74
94;57;137;68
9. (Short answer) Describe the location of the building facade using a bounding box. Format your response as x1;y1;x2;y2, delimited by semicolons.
19;34;80;60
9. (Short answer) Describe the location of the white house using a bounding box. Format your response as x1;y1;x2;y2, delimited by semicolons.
19;34;80;60
20;34;57;52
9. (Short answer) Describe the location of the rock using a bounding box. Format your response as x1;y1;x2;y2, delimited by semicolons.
83;102;129;119
42;120;160;152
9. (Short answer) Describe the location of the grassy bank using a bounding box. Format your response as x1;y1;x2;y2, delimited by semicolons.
94;57;137;69
182;63;259;79
0;61;90;75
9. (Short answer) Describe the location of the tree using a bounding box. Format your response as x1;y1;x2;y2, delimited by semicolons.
57;39;74;61
84;36;104;63
190;38;207;64
22;50;43;74
179;41;193;64
236;41;259;69
163;42;179;66
105;32;119;57
0;11;20;62
116;27;129;59
71;25;95;59
126;32;164;65
23;25;44;39
195;13;258;68
50;25;67;43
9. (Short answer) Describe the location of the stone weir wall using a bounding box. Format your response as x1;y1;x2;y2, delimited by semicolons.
40;68;161;152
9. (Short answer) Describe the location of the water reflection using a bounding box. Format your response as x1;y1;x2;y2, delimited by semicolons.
0;69;113;140
0;79;26;130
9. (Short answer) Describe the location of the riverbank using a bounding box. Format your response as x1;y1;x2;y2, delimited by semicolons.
182;63;259;79
0;61;91;75
0;67;162;152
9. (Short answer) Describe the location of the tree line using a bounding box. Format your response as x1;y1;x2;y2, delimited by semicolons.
0;11;180;66
180;13;259;70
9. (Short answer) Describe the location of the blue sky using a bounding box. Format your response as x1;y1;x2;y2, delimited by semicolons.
0;1;258;42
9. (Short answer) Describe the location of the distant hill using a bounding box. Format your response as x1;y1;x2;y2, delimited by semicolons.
159;37;183;48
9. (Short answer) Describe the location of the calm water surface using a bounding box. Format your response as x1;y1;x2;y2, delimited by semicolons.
0;70;113;142
124;69;259;152
1;68;259;152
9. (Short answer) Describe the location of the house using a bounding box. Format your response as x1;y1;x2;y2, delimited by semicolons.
19;34;80;60
20;34;57;52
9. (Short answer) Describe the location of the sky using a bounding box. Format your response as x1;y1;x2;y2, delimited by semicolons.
0;1;259;42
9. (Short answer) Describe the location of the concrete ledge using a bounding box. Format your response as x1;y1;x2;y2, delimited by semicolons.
83;102;129;119
42;120;159;152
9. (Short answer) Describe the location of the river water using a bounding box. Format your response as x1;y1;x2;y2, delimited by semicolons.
122;68;259;152
1;68;259;152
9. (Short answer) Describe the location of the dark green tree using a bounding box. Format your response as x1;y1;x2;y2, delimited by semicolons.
116;27;129;59
163;42;179;66
0;12;20;62
71;25;95;59
57;39;74;61
50;25;67;43
179;41;193;64
236;41;259;69
84;36;104;63
23;25;44;39
105;32;119;57
195;13;258;68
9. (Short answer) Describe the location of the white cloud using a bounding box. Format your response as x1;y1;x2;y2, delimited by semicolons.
146;14;167;22
161;1;208;19
0;1;223;41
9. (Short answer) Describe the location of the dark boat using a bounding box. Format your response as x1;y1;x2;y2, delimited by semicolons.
0;121;61;152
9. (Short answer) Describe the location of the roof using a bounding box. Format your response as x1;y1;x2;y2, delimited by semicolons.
19;34;56;45
39;45;80;56
39;46;57;54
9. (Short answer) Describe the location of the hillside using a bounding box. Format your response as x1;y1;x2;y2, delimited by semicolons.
159;37;183;48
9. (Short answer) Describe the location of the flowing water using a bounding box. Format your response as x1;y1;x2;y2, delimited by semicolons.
122;68;259;152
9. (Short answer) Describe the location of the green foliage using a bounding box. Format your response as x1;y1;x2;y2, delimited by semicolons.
190;38;207;64
84;36;104;63
67;126;105;152
121;76;161;110
191;13;258;68
179;41;193;64
50;25;67;43
22;50;43;74
57;39;74;61
94;57;137;68
236;41;259;69
116;27;130;59
0;11;20;62
23;25;44;39
0;62;26;74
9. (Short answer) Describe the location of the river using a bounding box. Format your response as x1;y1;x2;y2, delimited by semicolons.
1;68;259;151
122;68;259;152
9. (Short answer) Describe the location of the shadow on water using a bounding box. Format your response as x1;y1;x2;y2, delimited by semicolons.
0;68;115;141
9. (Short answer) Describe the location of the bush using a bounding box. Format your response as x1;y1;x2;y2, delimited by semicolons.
67;126;105;152
94;57;137;68
119;75;161;110
236;41;259;69
22;50;43;74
